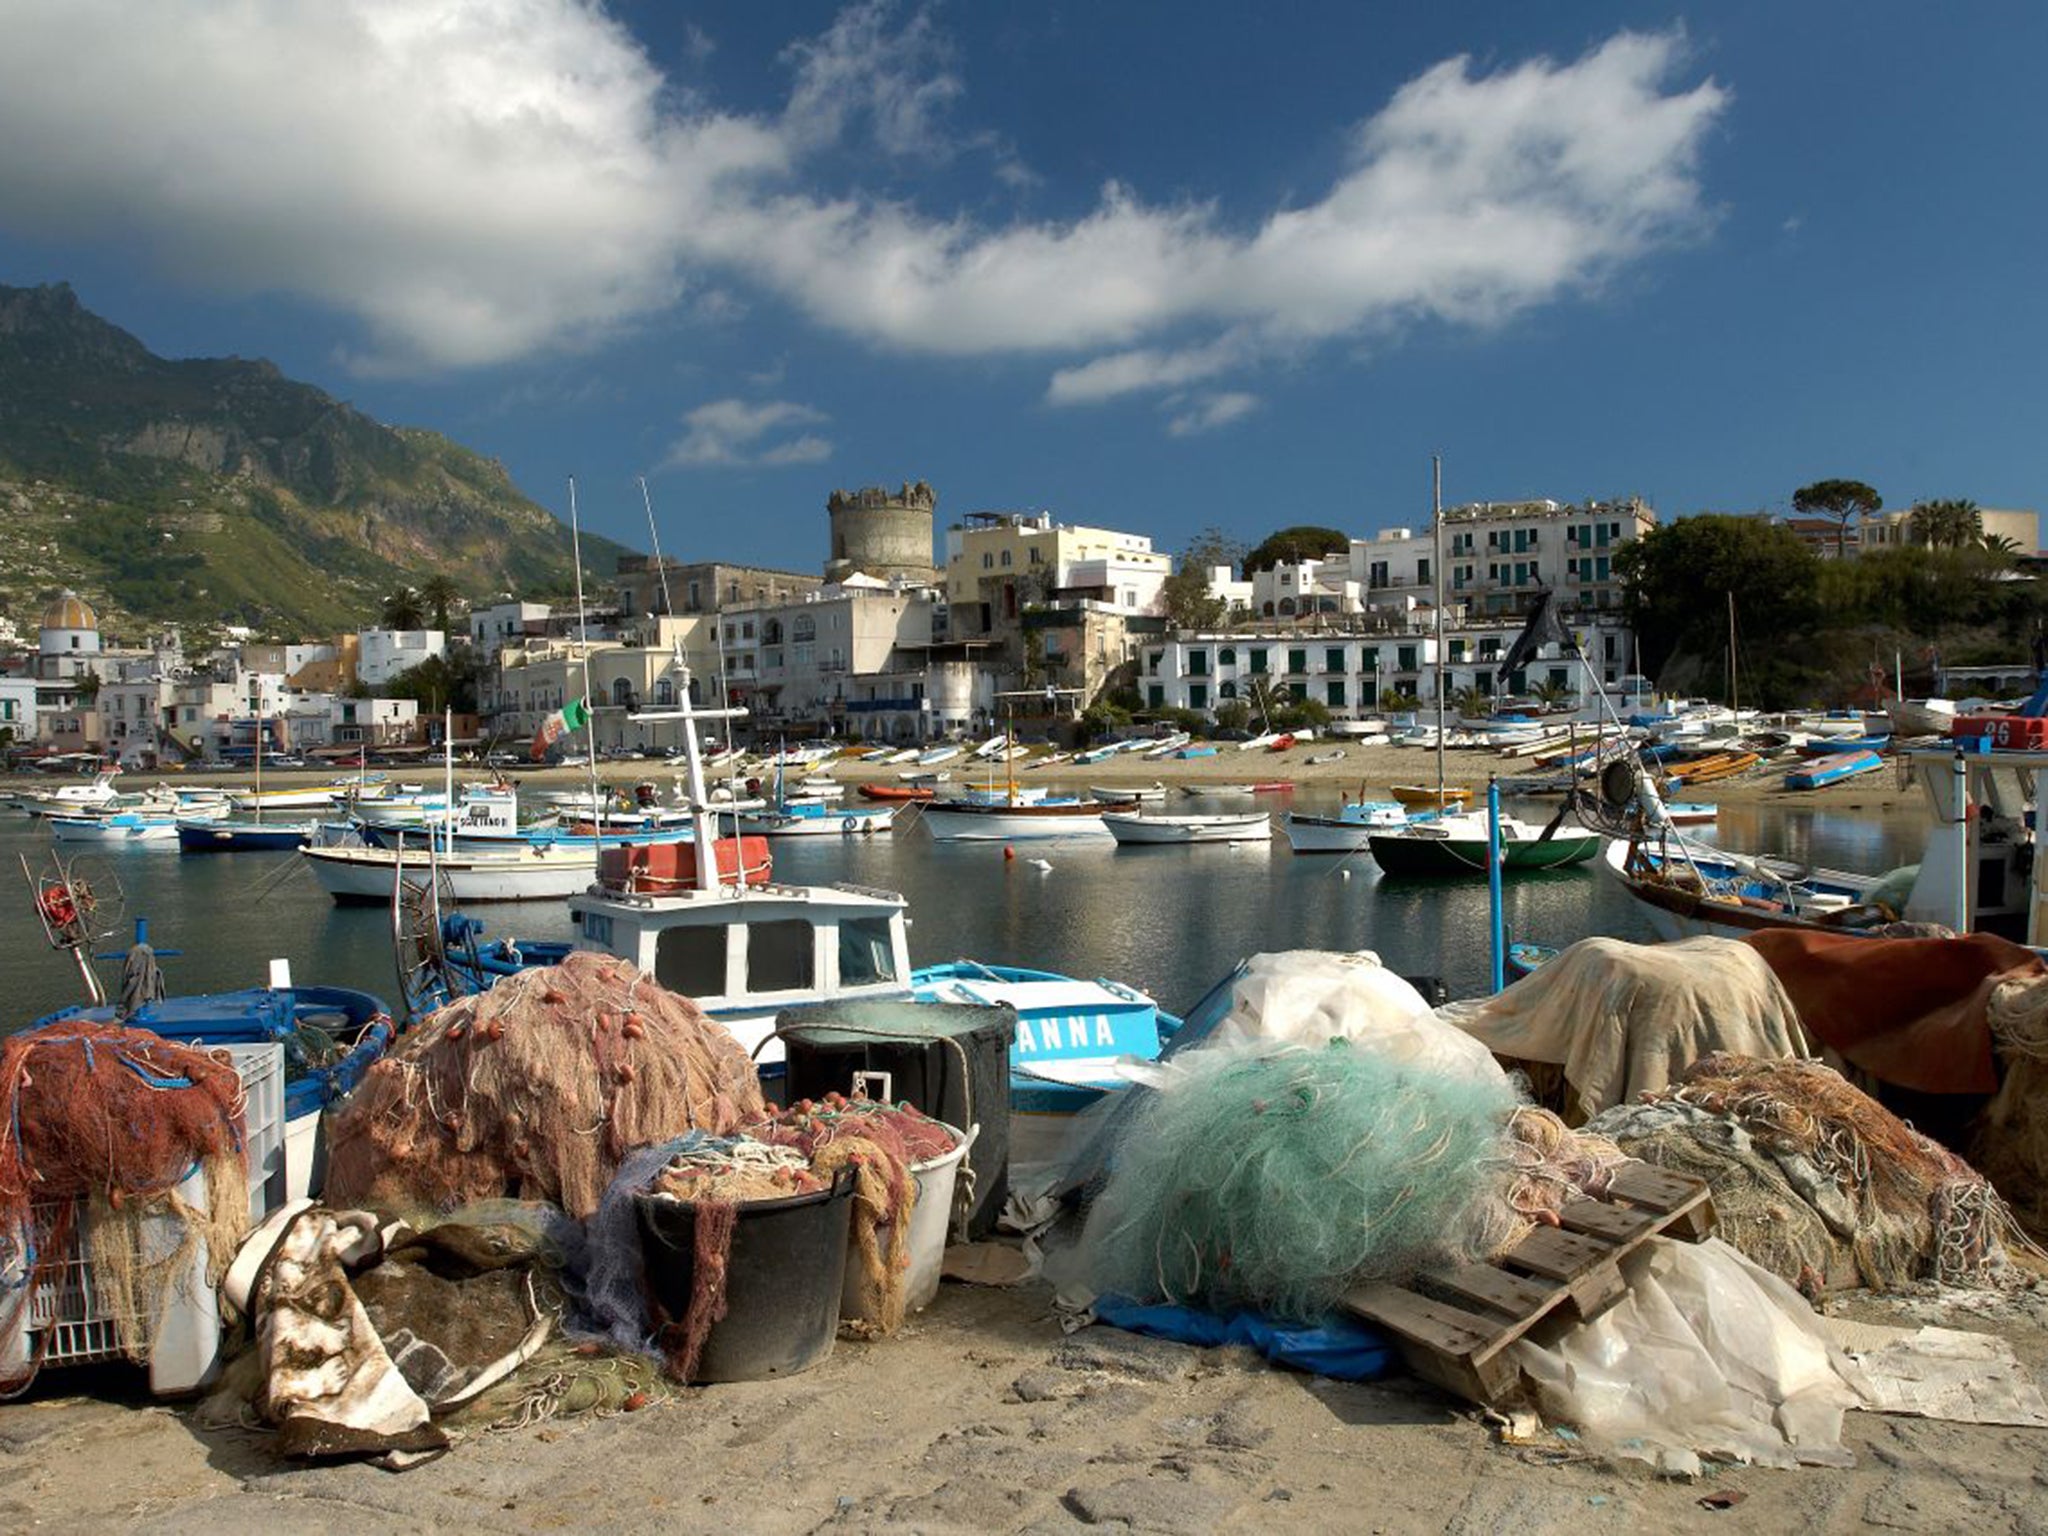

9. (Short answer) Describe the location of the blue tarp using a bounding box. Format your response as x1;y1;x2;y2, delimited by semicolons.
1090;1297;1396;1381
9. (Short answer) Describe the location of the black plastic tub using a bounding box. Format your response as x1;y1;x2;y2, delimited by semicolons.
777;1000;1016;1239
634;1171;854;1383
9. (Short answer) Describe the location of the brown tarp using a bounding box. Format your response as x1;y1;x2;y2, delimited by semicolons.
1744;930;2047;1095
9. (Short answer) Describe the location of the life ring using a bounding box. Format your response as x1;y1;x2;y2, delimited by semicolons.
38;884;77;929
842;816;859;834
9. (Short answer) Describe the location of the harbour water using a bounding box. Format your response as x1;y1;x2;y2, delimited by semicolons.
0;791;1931;1028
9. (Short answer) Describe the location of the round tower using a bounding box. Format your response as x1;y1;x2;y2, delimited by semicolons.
825;481;938;585
38;588;101;679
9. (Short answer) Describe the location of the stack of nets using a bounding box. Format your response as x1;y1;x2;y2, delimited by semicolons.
1075;1039;1524;1321
1588;1052;2023;1294
0;1021;251;1380
324;953;764;1219
1974;974;2048;1242
1501;1107;1630;1231
749;1095;958;1338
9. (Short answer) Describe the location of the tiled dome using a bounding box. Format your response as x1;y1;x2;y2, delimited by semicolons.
39;589;98;632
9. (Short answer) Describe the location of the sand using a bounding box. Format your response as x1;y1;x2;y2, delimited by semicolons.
2;1272;2044;1535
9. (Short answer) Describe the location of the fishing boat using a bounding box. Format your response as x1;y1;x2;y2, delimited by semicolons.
300;836;612;902
47;811;184;845
1390;783;1472;811
738;798;897;837
14;771;124;817
224;784;342;813
922;791;1110;841
1281;799;1411;853
1599;837;1885;941
1885;697;1956;738
1659;749;1760;788
858;782;934;802
177;816;318;852
1365;811;1599;877
1793;734;1890;758
1102;808;1272;845
1089;782;1168;805
1784;749;1885;790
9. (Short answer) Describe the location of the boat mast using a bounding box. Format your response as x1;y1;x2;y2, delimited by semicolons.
568;478;605;839
1727;591;1739;717
1433;455;1446;805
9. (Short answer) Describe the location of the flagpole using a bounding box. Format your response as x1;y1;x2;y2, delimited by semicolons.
1432;456;1446;809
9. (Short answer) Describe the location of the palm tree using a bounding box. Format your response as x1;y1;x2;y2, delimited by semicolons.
1909;499;1982;550
1451;684;1491;718
380;586;427;630
418;575;464;634
1979;533;2022;565
1532;678;1574;710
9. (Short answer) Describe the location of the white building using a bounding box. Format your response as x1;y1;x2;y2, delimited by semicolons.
330;696;418;747
722;578;943;734
1247;557;1365;620
1140;615;1635;720
357;628;447;686
943;513;1171;635
0;676;36;742
470;601;553;659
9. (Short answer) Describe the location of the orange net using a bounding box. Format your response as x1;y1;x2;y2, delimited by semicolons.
324;953;764;1219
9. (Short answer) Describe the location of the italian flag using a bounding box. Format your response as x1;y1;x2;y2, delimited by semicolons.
531;697;591;761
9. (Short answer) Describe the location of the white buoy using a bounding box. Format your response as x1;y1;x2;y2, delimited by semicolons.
1340;869;1352;879
1031;858;1053;872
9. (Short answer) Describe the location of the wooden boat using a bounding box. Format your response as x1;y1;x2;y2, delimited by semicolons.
1103;809;1271;845
1784;750;1885;790
1282;801;1410;853
1795;734;1890;758
1390;783;1472;811
1659;750;1760;788
738;800;896;837
1089;782;1168;804
921;796;1110;841
1366;812;1599;877
48;811;184;844
1267;733;1297;753
177;817;318;852
1599;837;1880;941
858;782;935;802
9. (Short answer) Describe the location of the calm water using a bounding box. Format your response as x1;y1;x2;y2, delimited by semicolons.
0;789;1931;1028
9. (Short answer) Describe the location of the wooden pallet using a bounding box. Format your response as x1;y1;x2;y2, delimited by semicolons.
1342;1162;1715;1406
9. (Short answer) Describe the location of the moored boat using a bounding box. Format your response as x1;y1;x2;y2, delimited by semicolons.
1365;812;1600;877
1390;783;1472;811
1102;808;1272;845
177;817;318;852
1281;799;1410;853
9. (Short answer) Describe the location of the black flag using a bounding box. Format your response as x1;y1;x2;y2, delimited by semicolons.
1496;585;1571;682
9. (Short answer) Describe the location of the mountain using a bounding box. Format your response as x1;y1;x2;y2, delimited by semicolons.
0;282;633;639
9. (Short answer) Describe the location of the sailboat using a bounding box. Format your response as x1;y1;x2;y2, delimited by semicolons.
177;711;320;851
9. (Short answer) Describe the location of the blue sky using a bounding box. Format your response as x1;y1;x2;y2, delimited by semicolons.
1;2;2042;569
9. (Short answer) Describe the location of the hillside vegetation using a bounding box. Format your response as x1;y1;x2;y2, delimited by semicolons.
0;282;630;637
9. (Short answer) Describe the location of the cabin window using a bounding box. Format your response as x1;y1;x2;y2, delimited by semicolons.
655;926;725;998
747;920;815;992
838;916;898;986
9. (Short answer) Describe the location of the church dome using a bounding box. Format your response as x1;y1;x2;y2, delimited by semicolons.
39;589;98;632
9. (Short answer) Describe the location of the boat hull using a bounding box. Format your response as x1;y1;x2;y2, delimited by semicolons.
302;843;599;902
1390;784;1471;810
49;815;180;844
177;819;315;851
1103;810;1271;844
1367;830;1599;877
922;804;1110;841
738;806;896;837
1597;837;1877;941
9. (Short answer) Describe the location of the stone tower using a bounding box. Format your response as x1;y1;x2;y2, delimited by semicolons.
825;481;938;585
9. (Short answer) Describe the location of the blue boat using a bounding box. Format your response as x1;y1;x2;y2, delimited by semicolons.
1796;734;1890;757
176;817;317;852
1784;749;1885;790
1175;745;1219;759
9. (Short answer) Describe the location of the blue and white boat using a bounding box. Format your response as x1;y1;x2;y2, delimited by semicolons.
1281;799;1415;853
177;816;319;852
1784;749;1885;790
48;811;184;845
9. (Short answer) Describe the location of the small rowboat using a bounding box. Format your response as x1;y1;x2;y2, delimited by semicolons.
1390;783;1472;811
859;783;935;802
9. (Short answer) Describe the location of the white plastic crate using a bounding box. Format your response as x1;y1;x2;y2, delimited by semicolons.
0;1041;282;1395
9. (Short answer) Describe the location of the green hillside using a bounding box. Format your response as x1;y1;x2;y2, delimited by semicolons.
0;282;632;639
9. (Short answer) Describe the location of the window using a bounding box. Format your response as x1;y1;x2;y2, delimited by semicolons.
1324;647;1344;673
838;917;898;986
1326;680;1346;708
1287;648;1307;674
687;580;701;610
655;679;675;705
612;678;633;706
1219;647;1236;666
1418;558;1431;584
1000;549;1013;567
792;615;815;642
1188;650;1209;676
1219;680;1237;699
1147;684;1165;708
982;553;994;569
1249;648;1268;674
1029;547;1042;564
1146;651;1162;677
745;921;814;992
656;926;726;997
1189;682;1208;710
1397;645;1417;672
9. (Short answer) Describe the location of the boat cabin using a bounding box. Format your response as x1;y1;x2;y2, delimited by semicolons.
1900;745;2046;943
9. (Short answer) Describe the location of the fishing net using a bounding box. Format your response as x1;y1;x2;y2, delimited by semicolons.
1971;975;2048;1241
0;1022;251;1381
323;953;764;1219
747;1095;960;1337
1075;1039;1523;1322
1589;1053;2022;1294
1500;1107;1630;1231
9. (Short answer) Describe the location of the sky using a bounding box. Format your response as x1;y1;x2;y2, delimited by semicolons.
1;1;2043;571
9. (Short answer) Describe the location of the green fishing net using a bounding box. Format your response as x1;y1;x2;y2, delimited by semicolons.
1078;1040;1522;1321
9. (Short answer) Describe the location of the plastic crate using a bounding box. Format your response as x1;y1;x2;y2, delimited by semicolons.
0;1041;283;1394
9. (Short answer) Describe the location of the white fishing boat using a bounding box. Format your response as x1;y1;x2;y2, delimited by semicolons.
224;784;342;812
1280;799;1412;853
1088;781;1168;804
1102;808;1271;845
301;837;607;903
16;771;124;817
48;811;185;844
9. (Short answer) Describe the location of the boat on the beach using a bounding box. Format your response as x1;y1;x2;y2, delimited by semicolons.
1102;808;1272;845
1784;750;1885;790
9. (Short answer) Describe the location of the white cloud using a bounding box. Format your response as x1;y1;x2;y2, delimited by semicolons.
0;7;1726;395
665;398;832;467
1166;392;1258;437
